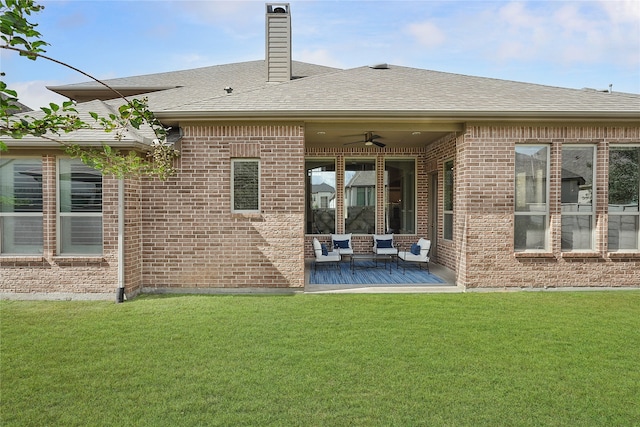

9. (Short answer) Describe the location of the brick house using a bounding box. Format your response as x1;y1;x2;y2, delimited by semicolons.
2;3;639;299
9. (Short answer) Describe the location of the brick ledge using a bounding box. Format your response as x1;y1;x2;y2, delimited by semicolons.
514;252;555;259
52;256;108;266
607;252;640;260
0;256;48;267
561;252;602;260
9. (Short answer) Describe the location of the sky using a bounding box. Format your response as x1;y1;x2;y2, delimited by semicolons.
1;0;639;110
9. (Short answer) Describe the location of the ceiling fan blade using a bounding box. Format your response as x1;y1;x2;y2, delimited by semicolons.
372;141;386;148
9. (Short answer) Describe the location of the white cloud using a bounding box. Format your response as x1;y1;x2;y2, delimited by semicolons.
8;81;68;111
598;0;640;23
297;48;344;68
458;0;640;69
405;21;446;49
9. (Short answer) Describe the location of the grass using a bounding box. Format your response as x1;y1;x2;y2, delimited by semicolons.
1;291;639;426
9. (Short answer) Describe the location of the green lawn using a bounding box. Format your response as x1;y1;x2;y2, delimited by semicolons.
1;292;639;426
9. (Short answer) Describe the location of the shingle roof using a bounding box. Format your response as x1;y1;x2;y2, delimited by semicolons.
6;99;156;147
158;64;640;118
1;93;32;113
50;61;640;120
12;60;639;148
49;60;339;108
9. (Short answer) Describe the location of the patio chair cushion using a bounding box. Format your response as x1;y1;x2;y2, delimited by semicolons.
313;238;341;261
331;234;354;255
372;234;398;255
411;243;421;255
321;243;328;256
334;240;350;249
376;239;393;248
398;238;431;262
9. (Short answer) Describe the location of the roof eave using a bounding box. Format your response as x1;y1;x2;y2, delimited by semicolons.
3;138;152;150
47;85;180;102
155;110;640;123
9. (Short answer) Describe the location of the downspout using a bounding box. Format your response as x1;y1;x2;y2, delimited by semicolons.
116;177;125;303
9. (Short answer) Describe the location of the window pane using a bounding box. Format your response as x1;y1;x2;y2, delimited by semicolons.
1;216;43;254
444;160;454;211
0;159;43;213
515;146;548;212
345;159;375;234
306;160;335;234
59;159;102;255
0;159;43;254
233;160;259;212
60;216;102;255
385;159;415;234
561;215;593;251
608;147;640;251
608;215;639;251
444;213;453;241
59;160;102;213
561;146;595;251
609;147;639;210
443;160;454;240
562;146;594;212
515;146;548;251
515;215;547;251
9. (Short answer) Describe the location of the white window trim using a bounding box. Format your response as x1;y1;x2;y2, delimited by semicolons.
383;157;417;235
56;158;103;256
0;156;44;255
305;157;337;234
561;145;597;252
514;144;551;252
344;157;377;235
608;144;640;252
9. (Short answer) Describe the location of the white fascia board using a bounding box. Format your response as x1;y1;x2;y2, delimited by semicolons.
154;109;640;123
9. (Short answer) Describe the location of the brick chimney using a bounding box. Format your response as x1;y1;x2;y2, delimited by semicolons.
265;3;291;82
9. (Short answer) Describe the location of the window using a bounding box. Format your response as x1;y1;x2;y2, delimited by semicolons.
515;145;549;251
59;159;102;255
345;159;376;234
385;159;416;234
443;160;454;240
608;146;640;251
0;158;43;254
232;159;260;213
561;146;595;251
305;159;336;234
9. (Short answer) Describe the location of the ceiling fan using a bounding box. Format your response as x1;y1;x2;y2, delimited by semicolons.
344;131;385;148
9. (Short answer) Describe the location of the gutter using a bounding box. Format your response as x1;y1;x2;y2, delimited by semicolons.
153;110;640;123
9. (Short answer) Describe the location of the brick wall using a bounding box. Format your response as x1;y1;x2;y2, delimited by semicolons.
0;153;124;297
140;123;305;289
424;132;459;272
123;178;144;296
3;123;639;296
457;123;640;288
